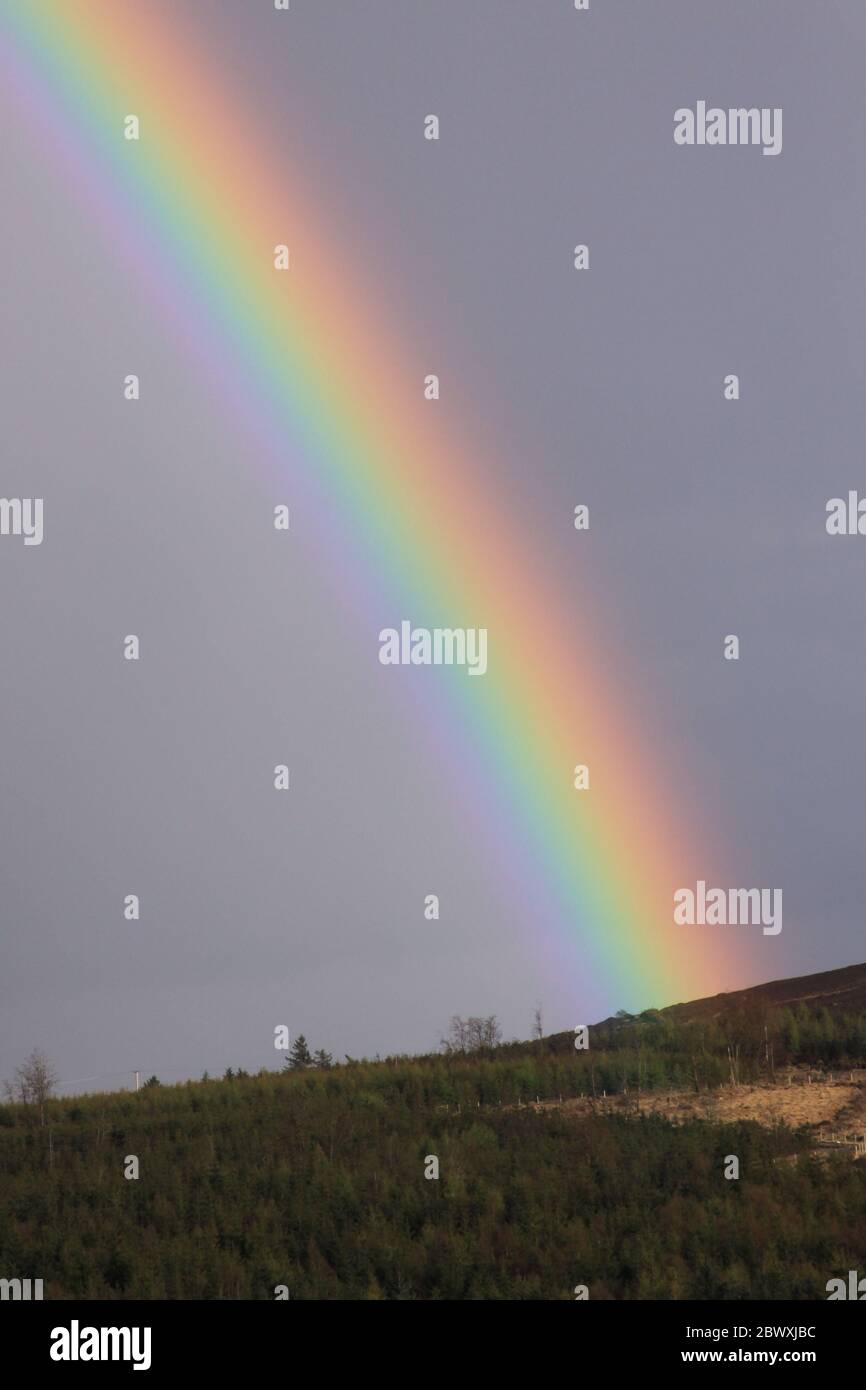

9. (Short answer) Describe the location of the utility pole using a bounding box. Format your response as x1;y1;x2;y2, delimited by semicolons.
134;1071;140;1092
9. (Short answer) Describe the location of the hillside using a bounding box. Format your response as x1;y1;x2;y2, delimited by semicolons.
2;962;866;1300
2;1055;865;1300
658;960;866;1024
534;959;866;1056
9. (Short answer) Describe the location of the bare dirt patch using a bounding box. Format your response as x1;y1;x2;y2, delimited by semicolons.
526;1071;866;1137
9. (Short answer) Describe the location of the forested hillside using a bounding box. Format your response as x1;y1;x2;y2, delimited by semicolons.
2;1028;865;1299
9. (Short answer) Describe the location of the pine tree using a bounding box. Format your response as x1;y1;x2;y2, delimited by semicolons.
286;1035;312;1069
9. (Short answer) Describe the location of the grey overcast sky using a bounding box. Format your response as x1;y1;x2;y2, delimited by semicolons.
1;1;864;1094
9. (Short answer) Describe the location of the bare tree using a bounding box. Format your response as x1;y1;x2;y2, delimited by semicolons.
443;1015;502;1053
3;1076;24;1105
441;1015;469;1053
4;1048;58;1124
533;1002;544;1047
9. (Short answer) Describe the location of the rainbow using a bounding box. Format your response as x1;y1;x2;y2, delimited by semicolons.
0;1;754;1011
